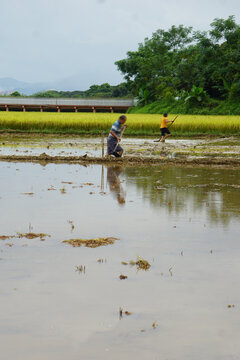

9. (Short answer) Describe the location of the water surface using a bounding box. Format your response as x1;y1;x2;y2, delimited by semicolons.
0;162;240;360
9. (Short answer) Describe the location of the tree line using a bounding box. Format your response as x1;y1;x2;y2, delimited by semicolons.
9;83;130;99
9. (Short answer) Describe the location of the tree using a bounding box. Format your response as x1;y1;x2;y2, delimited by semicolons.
115;16;240;104
10;91;21;97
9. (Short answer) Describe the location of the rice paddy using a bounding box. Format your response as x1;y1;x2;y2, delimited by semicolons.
0;111;240;136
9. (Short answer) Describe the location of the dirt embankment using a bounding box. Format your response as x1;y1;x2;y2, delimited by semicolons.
0;152;240;167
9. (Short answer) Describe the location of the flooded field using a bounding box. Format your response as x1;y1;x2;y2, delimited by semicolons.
0;134;239;165
0;133;203;158
1;158;240;360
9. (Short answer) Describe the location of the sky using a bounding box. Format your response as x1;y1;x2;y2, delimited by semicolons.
0;0;240;90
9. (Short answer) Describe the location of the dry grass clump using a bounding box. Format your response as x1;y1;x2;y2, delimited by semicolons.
122;256;151;270
17;232;50;239
135;256;151;270
1;233;50;240
63;237;119;248
0;235;14;240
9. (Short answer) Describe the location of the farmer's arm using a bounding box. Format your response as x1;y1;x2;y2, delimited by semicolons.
110;130;120;141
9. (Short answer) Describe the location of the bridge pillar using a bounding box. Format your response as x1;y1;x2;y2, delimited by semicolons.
5;105;8;112
92;106;96;113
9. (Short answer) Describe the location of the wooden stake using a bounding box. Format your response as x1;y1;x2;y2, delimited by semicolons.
101;132;104;157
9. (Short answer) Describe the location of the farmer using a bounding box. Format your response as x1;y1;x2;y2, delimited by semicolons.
160;112;173;142
107;115;127;157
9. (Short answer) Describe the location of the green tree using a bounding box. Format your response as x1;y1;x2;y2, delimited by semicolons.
10;91;21;96
115;16;240;105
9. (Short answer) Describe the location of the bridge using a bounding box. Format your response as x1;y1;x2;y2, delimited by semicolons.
0;97;135;113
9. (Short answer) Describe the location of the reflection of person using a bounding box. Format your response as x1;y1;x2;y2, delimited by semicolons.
107;115;127;157
160;112;173;142
107;166;125;204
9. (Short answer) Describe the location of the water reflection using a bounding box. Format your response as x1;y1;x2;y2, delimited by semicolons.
123;165;240;225
107;166;126;205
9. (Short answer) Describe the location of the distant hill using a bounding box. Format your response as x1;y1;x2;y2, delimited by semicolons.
0;72;124;95
0;76;90;95
0;77;48;95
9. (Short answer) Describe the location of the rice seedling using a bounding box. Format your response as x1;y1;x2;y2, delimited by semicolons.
75;265;86;273
0;111;240;136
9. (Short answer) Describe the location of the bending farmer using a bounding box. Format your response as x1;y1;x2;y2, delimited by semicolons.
107;115;127;157
160;112;173;142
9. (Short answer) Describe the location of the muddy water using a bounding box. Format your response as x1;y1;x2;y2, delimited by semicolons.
0;161;240;360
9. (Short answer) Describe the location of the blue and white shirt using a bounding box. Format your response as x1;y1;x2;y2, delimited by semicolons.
109;120;122;138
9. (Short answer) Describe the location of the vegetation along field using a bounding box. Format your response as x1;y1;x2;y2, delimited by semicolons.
0;112;240;137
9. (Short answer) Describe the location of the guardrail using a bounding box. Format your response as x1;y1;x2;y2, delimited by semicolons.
0;97;136;113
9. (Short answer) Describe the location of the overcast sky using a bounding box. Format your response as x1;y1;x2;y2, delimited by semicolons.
0;0;240;89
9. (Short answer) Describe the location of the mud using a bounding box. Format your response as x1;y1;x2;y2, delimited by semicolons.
0;135;239;166
0;153;240;166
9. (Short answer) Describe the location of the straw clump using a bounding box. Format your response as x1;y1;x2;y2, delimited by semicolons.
123;256;151;270
17;232;50;239
63;237;119;248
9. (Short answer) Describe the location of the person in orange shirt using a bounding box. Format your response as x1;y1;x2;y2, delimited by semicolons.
160;112;174;142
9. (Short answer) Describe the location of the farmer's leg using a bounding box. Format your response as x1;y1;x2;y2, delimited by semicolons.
113;144;123;157
165;133;171;139
107;136;117;155
160;128;166;142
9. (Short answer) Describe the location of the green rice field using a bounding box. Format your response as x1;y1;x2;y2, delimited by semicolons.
0;112;240;136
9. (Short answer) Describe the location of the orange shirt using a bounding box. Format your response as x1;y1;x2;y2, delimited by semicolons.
160;117;168;128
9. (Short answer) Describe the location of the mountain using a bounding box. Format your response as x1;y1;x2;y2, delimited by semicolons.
0;77;30;89
0;76;91;95
0;72;122;95
0;77;48;95
0;69;123;95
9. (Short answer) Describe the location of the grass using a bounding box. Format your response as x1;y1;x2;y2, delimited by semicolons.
0;111;240;136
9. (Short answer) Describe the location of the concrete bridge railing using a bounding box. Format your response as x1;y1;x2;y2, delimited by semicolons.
0;97;136;113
